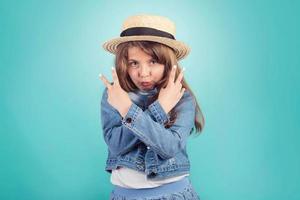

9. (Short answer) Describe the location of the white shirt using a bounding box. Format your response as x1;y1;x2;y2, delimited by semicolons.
111;166;189;189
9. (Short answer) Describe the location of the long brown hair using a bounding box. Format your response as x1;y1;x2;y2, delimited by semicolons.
114;41;205;134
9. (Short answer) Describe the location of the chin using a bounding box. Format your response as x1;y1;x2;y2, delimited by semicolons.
140;86;154;91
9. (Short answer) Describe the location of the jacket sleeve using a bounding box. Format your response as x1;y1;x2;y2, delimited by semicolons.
144;100;171;125
100;88;140;156
121;91;196;159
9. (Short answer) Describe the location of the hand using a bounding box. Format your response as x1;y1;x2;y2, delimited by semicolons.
158;65;185;113
99;67;133;118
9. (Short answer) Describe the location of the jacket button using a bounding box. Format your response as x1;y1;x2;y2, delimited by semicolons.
126;117;132;123
149;172;156;178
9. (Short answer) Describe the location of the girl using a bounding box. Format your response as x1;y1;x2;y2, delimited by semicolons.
99;14;205;200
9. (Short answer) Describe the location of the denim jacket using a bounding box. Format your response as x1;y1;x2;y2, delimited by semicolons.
100;86;196;180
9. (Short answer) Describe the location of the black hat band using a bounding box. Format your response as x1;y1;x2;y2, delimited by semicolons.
120;27;175;40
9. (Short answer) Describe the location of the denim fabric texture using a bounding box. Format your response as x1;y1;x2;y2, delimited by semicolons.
100;87;196;180
109;177;200;200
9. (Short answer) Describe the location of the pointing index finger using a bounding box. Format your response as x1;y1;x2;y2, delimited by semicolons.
99;73;112;89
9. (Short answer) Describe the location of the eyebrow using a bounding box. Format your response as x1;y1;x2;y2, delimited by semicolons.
128;58;156;62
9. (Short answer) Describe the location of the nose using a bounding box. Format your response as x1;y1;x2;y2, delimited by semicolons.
139;64;151;78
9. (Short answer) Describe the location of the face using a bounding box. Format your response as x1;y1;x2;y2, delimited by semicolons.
127;46;165;91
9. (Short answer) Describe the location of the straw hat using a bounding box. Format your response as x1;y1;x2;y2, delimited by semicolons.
102;14;190;60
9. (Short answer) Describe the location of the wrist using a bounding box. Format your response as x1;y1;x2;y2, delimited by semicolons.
158;99;170;114
120;101;133;118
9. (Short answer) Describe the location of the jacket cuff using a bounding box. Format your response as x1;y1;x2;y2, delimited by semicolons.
148;100;170;124
121;103;142;125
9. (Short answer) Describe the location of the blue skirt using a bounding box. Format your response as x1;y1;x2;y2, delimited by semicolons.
110;177;200;200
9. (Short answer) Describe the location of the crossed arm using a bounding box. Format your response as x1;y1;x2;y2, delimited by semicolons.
100;88;196;159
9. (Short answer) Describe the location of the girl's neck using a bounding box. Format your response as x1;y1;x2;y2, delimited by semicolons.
135;87;158;96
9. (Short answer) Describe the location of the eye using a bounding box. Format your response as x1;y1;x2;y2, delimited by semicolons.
150;59;157;64
129;61;138;67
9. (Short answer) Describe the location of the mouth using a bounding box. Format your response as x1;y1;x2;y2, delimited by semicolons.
140;82;153;88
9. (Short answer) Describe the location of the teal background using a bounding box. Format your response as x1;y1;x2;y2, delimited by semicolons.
1;0;299;199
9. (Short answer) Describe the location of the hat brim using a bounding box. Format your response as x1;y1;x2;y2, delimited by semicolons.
102;36;190;60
